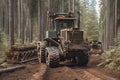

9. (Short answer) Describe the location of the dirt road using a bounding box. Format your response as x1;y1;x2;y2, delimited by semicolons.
45;65;118;80
0;61;40;80
44;55;120;80
0;55;120;80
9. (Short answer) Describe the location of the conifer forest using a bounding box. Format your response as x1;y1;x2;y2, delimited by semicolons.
0;0;120;80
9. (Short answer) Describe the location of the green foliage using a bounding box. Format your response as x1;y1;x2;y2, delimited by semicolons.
0;52;7;64
0;31;9;50
79;0;99;40
101;50;120;71
101;36;120;71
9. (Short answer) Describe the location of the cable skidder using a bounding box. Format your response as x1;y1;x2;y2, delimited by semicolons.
37;12;90;67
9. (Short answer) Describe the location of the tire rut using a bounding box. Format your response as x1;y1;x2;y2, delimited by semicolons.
44;66;117;80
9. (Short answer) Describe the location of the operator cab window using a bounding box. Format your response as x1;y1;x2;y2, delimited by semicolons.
55;20;74;31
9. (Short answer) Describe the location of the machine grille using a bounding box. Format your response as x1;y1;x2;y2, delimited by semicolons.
61;30;83;44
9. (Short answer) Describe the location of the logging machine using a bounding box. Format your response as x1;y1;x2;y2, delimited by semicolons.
37;12;90;67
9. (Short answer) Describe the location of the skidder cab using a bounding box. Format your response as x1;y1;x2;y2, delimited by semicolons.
37;12;90;67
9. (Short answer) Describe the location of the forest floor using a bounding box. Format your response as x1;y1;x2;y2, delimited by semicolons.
0;54;120;80
0;61;40;80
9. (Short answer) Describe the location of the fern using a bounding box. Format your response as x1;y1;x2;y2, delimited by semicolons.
101;36;120;71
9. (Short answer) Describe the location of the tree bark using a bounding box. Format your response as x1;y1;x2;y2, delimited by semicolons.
21;0;24;44
9;0;15;46
0;0;4;31
115;0;117;39
14;1;18;38
0;0;2;30
38;0;42;40
4;0;9;35
61;0;64;13
27;0;32;42
18;0;21;43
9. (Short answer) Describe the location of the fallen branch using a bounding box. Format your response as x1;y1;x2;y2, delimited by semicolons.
97;59;112;67
0;65;25;73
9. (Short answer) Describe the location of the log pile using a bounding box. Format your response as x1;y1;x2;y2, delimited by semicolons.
6;44;37;63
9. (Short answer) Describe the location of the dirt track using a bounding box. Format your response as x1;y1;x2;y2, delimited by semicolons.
45;65;118;80
0;55;120;80
0;61;40;80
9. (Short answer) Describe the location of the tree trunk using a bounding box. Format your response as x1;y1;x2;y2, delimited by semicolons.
38;0;42;40
29;11;32;42
115;0;117;39
4;0;9;35
47;0;50;30
72;0;75;13
27;0;32;42
68;0;70;12
0;0;4;31
14;1;18;38
41;1;44;40
61;0;64;13
104;0;110;49
0;0;2;30
18;0;21;43
9;0;14;46
21;0;24;44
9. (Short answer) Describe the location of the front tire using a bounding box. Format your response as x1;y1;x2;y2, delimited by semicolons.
46;48;60;68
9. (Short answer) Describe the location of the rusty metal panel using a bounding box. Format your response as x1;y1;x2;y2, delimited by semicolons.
61;30;83;44
68;31;83;44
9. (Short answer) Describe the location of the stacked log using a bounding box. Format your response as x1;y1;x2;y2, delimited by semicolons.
7;44;37;63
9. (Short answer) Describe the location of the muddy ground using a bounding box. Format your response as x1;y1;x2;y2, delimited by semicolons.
44;55;120;80
0;61;40;80
0;55;120;80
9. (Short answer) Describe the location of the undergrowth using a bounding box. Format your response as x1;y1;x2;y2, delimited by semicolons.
0;52;7;64
0;30;8;66
0;30;9;50
101;36;120;71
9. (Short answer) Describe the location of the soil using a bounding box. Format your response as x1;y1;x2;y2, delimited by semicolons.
45;63;120;80
0;61;40;80
45;54;120;80
0;54;120;80
88;54;120;79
